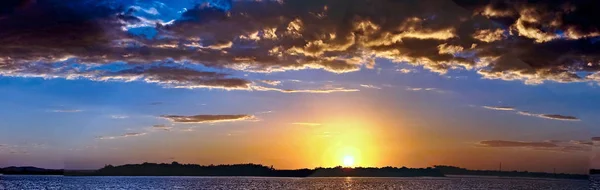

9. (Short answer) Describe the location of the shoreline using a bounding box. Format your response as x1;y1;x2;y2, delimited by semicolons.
1;174;591;180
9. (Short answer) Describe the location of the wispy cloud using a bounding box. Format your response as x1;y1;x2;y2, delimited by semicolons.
482;106;515;111
481;105;580;121
256;111;273;114
405;87;446;93
291;123;322;126
397;68;417;74
110;115;129;119
570;140;593;146
259;80;282;86
478;140;591;153
479;140;558;148
97;132;147;140
252;85;359;94
360;84;382;90
517;111;580;121
49;109;83;113
160;114;255;124
152;124;173;131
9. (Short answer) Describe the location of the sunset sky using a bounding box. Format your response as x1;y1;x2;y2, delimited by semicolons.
0;0;599;174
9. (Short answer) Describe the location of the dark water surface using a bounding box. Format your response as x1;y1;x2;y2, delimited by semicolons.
0;175;590;190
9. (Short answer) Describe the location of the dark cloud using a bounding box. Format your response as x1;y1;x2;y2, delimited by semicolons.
0;0;134;64
517;111;580;121
105;66;252;90
160;114;255;123
479;140;558;148
1;0;600;87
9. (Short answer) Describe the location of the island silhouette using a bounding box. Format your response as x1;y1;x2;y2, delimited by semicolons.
1;163;589;179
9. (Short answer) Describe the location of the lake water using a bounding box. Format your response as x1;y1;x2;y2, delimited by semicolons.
0;175;591;190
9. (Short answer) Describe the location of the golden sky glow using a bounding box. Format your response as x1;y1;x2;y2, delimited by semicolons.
1;0;597;175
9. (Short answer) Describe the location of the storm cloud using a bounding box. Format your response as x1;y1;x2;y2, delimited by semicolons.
2;0;600;88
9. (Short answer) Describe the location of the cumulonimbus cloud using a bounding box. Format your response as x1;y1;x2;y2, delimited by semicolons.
2;0;600;87
160;114;255;123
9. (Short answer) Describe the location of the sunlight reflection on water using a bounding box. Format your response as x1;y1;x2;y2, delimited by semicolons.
0;175;589;190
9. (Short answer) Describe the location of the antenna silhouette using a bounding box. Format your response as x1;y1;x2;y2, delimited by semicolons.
499;162;502;172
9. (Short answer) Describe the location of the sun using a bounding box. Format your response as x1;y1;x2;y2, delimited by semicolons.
342;155;355;167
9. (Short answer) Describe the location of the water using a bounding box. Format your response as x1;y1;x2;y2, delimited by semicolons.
0;175;590;190
592;175;600;189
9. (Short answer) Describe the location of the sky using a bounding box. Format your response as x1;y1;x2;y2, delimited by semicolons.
0;0;599;174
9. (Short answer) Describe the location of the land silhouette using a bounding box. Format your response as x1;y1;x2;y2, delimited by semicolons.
1;163;588;179
0;166;63;175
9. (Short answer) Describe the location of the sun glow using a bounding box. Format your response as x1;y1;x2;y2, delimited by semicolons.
342;155;355;167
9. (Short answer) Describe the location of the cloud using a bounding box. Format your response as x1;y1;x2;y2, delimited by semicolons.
1;0;600;87
160;114;255;123
97;132;147;140
110;115;129;119
255;111;273;114
405;87;447;93
50;109;83;113
478;140;591;153
481;105;580;121
479;140;558;148
397;68;417;74
472;29;506;43
517;111;580;121
259;80;282;86
359;84;382;90
251;85;359;94
152;124;173;131
291;123;322;126
570;140;593;146
482;106;515;111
